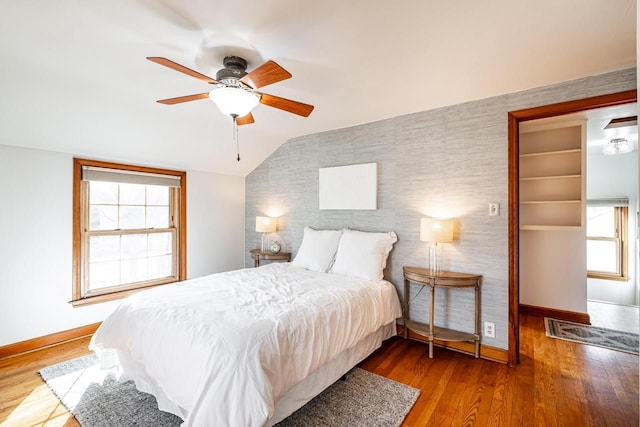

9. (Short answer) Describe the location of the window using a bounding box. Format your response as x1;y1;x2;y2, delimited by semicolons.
73;158;186;305
586;199;628;281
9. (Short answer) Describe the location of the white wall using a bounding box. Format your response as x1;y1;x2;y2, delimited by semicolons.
0;144;245;347
586;151;638;305
519;231;587;312
187;170;245;278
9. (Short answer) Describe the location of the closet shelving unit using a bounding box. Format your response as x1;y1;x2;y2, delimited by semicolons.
519;121;586;230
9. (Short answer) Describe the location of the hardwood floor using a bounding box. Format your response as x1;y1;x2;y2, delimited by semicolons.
0;314;637;426
361;314;639;426
0;337;91;426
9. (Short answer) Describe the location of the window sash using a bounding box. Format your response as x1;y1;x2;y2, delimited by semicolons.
88;181;174;231
82;228;178;298
80;181;179;298
586;237;621;276
586;206;628;281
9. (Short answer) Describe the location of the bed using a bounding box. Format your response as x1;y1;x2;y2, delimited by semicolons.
90;228;401;426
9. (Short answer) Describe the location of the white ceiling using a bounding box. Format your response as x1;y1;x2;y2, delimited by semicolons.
0;0;636;176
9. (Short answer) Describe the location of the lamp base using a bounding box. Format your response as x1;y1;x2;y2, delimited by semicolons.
261;233;270;252
429;243;443;272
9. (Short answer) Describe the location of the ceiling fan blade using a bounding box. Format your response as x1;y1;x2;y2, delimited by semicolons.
236;112;255;125
147;57;218;84
156;93;210;105
240;60;292;89
260;93;314;117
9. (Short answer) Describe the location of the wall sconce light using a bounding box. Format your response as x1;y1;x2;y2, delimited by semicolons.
420;218;454;272
255;216;277;252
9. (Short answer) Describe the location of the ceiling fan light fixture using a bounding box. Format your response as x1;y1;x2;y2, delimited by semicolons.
603;138;633;155
209;86;260;118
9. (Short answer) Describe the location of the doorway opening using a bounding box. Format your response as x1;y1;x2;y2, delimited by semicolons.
507;90;637;366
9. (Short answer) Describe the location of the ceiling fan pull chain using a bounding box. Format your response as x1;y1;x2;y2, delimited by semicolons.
233;115;240;161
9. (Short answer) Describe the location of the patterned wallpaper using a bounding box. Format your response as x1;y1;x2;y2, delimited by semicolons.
245;68;636;350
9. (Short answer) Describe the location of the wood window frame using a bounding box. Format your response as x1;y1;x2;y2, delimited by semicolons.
72;158;187;306
587;206;629;281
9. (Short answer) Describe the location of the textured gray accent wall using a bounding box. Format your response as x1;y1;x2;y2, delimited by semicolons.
246;68;636;350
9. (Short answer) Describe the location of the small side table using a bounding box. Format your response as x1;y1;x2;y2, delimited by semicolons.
403;266;482;358
250;249;291;267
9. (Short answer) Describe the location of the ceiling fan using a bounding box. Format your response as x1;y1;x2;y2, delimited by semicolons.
147;56;314;125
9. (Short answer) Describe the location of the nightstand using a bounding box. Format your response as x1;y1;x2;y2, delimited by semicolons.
249;249;291;267
403;266;482;358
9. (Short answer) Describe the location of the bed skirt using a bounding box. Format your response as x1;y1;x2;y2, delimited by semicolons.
267;321;397;425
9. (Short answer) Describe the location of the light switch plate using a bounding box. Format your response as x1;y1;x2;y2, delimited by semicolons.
489;202;500;216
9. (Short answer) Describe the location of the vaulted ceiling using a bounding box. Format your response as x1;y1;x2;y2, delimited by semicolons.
0;1;636;176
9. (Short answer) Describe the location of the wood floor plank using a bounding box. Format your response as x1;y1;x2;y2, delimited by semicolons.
449;356;487;426
532;316;558;427
401;347;452;426
402;352;455;426
508;315;535;426
468;360;500;426
485;363;509;427
607;350;639;410
0;337;91;427
0;314;637;426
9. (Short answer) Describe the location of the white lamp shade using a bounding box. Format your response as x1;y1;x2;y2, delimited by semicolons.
255;216;277;233
420;218;454;243
209;86;260;117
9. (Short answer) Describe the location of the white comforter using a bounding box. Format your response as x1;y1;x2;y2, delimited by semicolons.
89;263;402;427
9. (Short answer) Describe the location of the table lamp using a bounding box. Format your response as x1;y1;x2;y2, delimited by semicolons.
256;216;277;251
420;218;454;272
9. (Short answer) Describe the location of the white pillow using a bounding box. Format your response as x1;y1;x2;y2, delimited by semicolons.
292;227;343;272
330;229;398;281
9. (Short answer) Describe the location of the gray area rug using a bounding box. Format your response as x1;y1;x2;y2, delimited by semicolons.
275;368;419;427
544;317;639;355
39;354;419;427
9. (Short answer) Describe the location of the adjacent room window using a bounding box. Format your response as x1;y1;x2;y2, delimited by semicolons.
586;198;628;281
72;158;186;305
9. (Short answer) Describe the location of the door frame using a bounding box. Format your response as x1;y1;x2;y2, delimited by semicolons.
507;89;637;366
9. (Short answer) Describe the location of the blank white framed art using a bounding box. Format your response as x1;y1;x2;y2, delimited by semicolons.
319;163;377;210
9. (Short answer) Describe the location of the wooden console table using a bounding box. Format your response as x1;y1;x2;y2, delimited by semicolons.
403;266;482;358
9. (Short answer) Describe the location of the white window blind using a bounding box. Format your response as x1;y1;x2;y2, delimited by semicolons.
82;166;181;188
587;198;629;208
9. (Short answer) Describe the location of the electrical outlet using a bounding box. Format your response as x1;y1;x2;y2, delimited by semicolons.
489;202;500;216
484;322;496;338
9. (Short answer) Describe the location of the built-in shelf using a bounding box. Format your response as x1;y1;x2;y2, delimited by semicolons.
519;120;585;230
520;174;581;181
518;118;588;327
520;225;583;231
520;200;581;204
519;148;581;158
